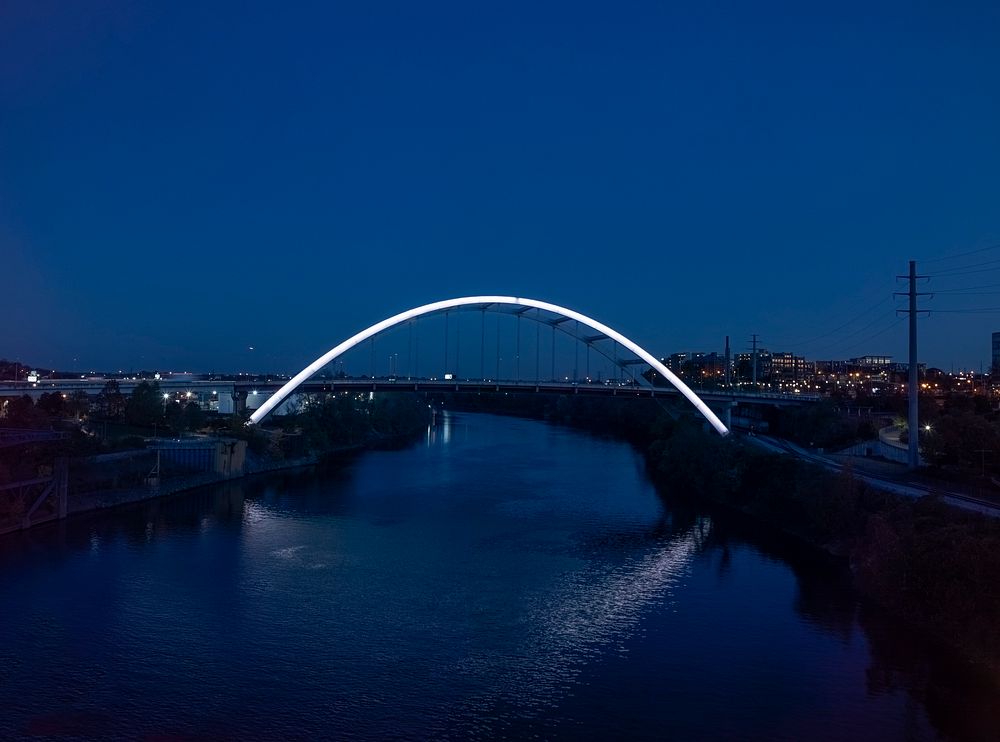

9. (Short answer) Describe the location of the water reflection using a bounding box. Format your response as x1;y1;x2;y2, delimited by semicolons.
859;605;1000;741
446;522;710;737
427;408;468;447
0;413;998;740
0;482;246;565
675;499;1000;741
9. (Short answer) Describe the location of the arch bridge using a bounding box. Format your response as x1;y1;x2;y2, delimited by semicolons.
249;296;731;435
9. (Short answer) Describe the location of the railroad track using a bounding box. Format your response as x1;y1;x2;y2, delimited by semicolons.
745;433;1000;517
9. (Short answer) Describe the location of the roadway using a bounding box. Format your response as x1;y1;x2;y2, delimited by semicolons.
282;378;820;407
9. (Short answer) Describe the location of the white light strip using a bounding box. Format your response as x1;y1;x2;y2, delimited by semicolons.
248;296;729;435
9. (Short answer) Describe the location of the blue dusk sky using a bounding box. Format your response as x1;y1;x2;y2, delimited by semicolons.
2;1;999;374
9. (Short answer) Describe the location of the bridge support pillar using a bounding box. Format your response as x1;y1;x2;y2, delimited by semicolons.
725;402;735;431
231;390;248;416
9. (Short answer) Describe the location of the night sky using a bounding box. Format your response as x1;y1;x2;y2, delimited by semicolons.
2;1;999;374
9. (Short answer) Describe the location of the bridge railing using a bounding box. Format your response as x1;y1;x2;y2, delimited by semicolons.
284;377;822;400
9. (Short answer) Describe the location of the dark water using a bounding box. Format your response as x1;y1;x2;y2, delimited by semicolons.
1;412;997;740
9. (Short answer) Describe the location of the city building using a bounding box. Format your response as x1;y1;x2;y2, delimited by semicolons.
660;351;728;381
852;355;893;368
734;349;772;383
770;352;810;382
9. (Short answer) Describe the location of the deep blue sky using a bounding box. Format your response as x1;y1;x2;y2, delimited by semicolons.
2;1;999;373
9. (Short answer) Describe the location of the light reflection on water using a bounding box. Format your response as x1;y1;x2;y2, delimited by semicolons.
427;407;465;447
0;412;997;740
447;524;707;738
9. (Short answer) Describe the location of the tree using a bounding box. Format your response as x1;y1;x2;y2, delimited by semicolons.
67;391;90;420
125;381;163;427
2;395;48;428
95;380;126;420
183;401;204;431
775;401;857;449
37;392;67;417
164;401;185;431
921;412;1000;469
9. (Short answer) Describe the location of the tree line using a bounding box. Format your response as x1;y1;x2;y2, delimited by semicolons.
1;380;205;433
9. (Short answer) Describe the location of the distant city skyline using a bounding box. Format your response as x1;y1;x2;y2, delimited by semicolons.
2;2;998;372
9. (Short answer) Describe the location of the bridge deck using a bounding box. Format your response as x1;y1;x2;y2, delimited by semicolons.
0;378;820;407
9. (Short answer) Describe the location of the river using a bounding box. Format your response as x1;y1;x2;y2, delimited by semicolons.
0;412;997;740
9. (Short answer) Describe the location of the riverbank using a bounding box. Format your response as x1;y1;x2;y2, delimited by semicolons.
1;392;431;536
64;446;362;518
644;418;1000;676
0;445;359;537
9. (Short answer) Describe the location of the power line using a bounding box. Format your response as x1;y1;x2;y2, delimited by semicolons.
921;266;1000;279
809;314;903;357
927;259;1000;278
771;292;897;349
932;282;1000;293
920;242;1000;265
826;317;906;356
931;307;1000;313
806;310;900;354
782;287;907;357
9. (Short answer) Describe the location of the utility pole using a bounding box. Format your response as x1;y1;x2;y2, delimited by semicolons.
724;335;731;387
896;260;931;470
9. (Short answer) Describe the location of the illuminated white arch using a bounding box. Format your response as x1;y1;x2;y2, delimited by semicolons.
248;296;729;435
